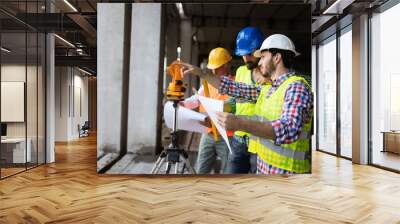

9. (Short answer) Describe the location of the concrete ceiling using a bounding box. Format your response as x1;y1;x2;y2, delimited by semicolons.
0;0;98;72
166;3;311;74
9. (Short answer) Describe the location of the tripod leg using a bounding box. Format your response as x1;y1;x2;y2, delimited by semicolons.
180;154;196;174
155;157;166;174
152;156;165;174
181;163;186;174
151;156;163;174
175;162;179;174
166;162;172;174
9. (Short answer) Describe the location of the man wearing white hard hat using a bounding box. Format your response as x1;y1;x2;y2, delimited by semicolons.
181;34;313;174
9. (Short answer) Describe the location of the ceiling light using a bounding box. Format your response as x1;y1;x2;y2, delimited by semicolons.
177;46;181;60
63;0;78;12
323;0;354;15
78;67;93;76
1;47;11;53
54;34;75;48
175;3;186;19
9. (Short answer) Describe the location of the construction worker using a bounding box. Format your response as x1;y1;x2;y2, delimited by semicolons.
180;47;234;174
181;34;313;174
227;27;269;174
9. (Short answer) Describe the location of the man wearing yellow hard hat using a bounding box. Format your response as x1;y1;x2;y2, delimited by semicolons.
181;34;313;174
180;47;234;174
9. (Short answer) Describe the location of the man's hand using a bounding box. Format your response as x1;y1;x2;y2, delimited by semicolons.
180;62;204;78
254;67;271;85
198;116;212;128
216;112;241;131
223;102;232;113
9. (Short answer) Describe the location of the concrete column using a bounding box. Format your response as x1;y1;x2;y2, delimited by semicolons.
45;0;56;163
352;14;369;164
311;45;317;151
46;33;55;163
164;20;179;91
191;39;200;89
180;19;194;96
97;4;126;155
127;3;163;154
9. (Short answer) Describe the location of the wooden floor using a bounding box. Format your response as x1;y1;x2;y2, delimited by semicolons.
1;167;26;178
1;135;400;223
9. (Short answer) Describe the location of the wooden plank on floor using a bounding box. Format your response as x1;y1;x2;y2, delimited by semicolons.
0;134;399;223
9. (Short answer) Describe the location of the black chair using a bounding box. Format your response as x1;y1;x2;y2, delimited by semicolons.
79;121;90;138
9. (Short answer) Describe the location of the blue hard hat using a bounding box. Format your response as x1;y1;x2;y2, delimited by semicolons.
234;27;264;56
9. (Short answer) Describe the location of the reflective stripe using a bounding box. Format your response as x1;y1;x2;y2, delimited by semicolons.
253;137;309;160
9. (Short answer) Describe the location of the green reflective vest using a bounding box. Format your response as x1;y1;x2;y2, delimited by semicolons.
234;65;259;138
248;75;312;173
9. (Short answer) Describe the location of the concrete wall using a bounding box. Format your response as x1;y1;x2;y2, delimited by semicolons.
127;3;163;154
97;3;164;157
97;3;126;155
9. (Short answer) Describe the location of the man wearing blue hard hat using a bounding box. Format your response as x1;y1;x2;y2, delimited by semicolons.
226;27;270;174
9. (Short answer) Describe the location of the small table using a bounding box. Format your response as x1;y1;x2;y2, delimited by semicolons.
381;131;400;154
1;138;32;165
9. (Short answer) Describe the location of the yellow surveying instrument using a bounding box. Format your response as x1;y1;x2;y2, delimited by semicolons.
151;47;196;174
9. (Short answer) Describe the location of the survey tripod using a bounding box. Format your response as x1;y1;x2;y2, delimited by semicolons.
151;99;196;174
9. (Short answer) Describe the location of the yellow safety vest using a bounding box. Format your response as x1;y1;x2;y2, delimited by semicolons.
234;65;259;138
248;75;312;173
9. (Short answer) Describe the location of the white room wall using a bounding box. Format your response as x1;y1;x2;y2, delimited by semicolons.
1;64;37;138
1;63;45;163
55;66;89;141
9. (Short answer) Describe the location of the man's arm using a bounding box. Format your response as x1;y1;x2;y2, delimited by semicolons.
270;82;313;145
181;63;261;102
219;76;261;103
216;81;313;145
216;112;276;140
181;63;220;88
237;118;276;140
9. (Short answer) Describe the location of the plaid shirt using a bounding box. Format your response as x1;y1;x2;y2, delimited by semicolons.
257;156;294;175
219;72;313;175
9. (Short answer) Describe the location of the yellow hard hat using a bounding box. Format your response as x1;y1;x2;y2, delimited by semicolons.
207;47;232;69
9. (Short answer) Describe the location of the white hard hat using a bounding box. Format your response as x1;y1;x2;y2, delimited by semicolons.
253;34;300;57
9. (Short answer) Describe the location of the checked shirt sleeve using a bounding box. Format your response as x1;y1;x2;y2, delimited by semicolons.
218;76;261;103
270;81;314;145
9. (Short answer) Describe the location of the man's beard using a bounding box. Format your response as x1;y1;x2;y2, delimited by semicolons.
246;58;260;70
266;60;276;77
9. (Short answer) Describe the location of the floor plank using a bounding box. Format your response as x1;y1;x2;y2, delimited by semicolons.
0;135;400;223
